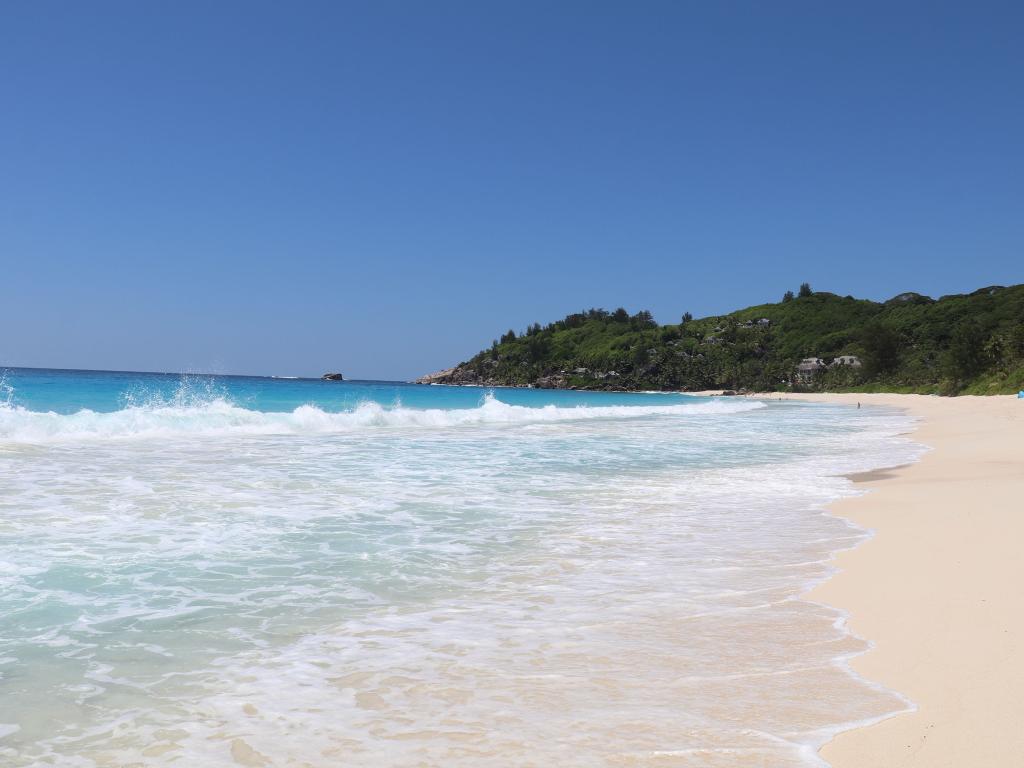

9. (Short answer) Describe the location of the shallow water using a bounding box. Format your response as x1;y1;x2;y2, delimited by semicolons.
0;369;921;766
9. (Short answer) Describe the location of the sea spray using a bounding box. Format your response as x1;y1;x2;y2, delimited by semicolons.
0;392;765;442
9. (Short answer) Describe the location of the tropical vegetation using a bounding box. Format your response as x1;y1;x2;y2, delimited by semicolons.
424;284;1024;395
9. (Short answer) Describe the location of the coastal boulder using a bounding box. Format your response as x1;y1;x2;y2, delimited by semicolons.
535;375;569;389
414;367;458;385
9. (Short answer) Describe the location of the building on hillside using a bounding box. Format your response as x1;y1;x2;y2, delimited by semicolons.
796;357;826;383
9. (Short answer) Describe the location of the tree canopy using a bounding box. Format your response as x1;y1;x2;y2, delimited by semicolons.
428;285;1024;395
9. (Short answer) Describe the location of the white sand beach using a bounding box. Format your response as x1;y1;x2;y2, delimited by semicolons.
758;393;1024;766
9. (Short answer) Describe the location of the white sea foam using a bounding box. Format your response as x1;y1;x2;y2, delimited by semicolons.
0;391;922;767
0;393;764;442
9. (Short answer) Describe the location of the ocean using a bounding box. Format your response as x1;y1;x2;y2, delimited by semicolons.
0;368;922;767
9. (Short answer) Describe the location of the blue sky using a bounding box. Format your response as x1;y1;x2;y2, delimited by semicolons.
2;1;1021;379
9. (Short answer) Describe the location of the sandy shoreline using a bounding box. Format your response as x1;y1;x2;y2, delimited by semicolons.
743;393;1024;766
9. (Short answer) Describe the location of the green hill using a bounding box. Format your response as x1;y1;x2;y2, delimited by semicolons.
419;284;1024;395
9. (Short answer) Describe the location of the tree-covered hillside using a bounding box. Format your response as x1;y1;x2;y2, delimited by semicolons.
419;284;1024;395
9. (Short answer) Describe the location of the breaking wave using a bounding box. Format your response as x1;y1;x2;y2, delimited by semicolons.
0;393;765;443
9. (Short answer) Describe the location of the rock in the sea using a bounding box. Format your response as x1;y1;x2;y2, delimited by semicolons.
321;372;344;381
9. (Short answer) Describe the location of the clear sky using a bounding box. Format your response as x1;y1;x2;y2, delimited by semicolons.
2;1;1021;380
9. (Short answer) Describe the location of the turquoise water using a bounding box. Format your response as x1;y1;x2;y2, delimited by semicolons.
2;368;695;415
0;368;921;766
